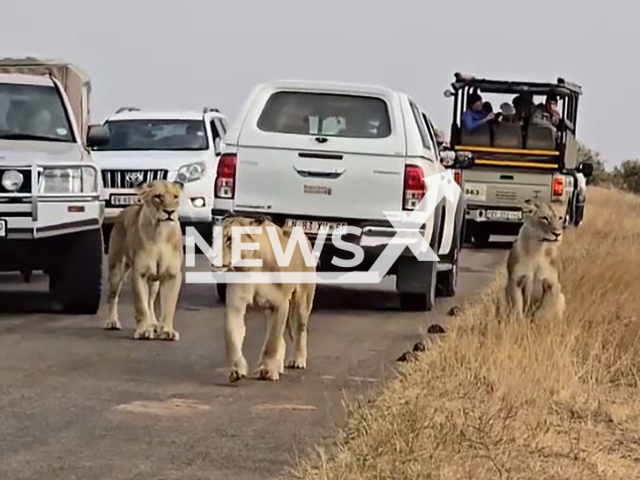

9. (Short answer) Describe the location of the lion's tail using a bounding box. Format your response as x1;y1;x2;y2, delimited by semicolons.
285;294;296;342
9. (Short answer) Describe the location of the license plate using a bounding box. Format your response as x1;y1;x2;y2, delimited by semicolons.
110;194;141;206
284;218;347;234
0;219;5;238
486;210;522;221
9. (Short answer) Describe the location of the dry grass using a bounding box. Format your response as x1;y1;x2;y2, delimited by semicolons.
293;187;640;480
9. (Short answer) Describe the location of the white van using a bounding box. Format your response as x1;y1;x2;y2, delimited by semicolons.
213;80;474;311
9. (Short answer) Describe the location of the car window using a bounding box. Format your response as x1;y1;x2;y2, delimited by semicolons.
421;112;439;157
210;120;220;142
257;91;392;139
0;82;74;143
95;119;209;151
409;100;432;151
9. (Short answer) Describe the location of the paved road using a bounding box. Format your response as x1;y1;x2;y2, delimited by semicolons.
0;244;508;480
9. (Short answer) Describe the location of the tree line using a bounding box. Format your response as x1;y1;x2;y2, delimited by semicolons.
579;143;640;193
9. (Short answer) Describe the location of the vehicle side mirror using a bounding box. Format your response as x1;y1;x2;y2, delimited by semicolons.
454;151;475;169
443;89;455;98
578;161;594;178
86;125;109;148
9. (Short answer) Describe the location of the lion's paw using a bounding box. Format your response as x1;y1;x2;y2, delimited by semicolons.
104;319;122;331
286;358;307;370
229;369;246;383
133;326;156;340
157;328;180;341
257;365;280;382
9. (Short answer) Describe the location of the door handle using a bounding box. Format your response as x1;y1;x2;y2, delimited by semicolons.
293;166;346;179
500;175;514;180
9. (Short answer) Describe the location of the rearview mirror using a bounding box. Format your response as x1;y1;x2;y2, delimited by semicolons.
578;161;594;178
86;124;109;148
454;151;475;170
443;89;455;98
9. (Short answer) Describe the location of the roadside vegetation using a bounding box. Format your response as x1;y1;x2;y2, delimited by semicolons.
293;186;640;479
579;143;640;193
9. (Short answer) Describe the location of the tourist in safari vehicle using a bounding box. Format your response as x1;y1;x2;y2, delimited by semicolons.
443;73;594;246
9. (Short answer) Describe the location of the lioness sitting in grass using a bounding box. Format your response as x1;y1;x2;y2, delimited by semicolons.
104;180;184;341
214;216;316;383
505;199;566;322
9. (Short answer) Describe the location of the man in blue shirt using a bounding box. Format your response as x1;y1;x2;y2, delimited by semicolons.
462;93;495;132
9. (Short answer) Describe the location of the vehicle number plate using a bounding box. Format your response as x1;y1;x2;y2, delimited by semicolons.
284;218;347;234
0;219;6;238
486;210;522;221
110;194;141;206
463;182;487;202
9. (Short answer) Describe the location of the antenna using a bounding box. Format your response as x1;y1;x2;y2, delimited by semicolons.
115;107;141;114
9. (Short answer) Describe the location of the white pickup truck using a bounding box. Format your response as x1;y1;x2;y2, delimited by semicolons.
212;80;475;311
0;58;109;313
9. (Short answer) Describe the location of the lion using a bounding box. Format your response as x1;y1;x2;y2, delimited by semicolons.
504;199;566;322
214;216;317;382
104;180;184;341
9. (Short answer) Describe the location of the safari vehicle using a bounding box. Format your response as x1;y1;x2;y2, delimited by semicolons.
0;58;109;313
443;72;593;245
91;107;228;252
212;80;475;311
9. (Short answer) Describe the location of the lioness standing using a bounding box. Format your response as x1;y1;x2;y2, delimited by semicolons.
215;216;316;382
104;180;184;341
505;199;565;322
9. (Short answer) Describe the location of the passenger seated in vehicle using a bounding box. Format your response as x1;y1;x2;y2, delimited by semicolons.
512;93;534;123
531;94;561;129
462;93;495;132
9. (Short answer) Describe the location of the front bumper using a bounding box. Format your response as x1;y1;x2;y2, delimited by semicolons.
0;163;103;240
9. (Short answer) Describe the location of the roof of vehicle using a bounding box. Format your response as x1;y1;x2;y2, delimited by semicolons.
0;72;56;86
256;79;401;98
105;108;225;122
450;72;583;96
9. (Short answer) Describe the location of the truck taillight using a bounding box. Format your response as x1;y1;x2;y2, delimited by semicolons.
215;153;237;199
454;170;461;185
552;175;564;197
404;165;426;210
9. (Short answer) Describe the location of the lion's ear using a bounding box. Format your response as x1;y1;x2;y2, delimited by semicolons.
252;215;268;226
135;182;149;196
173;181;184;191
522;198;541;215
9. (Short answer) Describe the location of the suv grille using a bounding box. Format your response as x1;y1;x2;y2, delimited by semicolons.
101;169;168;189
0;168;33;194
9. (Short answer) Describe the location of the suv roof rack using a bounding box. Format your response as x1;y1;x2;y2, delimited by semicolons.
115;107;141;114
203;107;220;114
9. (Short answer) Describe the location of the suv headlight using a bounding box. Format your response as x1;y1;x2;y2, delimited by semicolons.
39;166;98;195
176;161;206;183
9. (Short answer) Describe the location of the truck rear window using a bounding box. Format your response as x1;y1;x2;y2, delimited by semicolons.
257;91;391;139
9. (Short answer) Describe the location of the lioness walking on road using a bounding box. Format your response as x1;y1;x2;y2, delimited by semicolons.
504;199;566;322
214;216;316;383
104;180;184;341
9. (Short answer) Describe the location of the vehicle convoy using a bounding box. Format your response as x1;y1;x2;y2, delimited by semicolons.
212;80;474;311
0;57;109;313
91;107;228;250
443;73;594;245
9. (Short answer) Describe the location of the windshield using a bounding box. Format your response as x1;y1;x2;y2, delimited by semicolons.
257;91;392;139
0;83;74;143
95;119;209;151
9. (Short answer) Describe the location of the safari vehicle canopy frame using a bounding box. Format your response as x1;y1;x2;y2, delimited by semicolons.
0;57;92;142
444;72;582;171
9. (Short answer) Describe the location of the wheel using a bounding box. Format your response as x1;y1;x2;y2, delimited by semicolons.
436;254;459;298
397;258;437;312
216;282;227;304
50;229;103;314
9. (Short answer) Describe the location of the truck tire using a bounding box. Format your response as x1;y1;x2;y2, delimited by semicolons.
216;282;227;304
397;259;437;312
396;203;442;312
50;229;103;314
436;231;461;297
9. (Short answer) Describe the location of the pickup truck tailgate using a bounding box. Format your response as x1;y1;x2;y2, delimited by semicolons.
462;167;552;206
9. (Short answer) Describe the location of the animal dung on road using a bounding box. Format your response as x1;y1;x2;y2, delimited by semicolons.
427;324;446;335
112;399;211;417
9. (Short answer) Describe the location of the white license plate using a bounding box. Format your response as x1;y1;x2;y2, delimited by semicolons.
0;219;5;238
110;194;141;206
284;218;347;234
486;210;522;221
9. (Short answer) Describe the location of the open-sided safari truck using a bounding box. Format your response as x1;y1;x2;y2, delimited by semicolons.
443;72;593;245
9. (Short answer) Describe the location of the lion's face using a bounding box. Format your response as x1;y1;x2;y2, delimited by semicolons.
136;180;183;223
216;216;266;271
523;199;564;243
